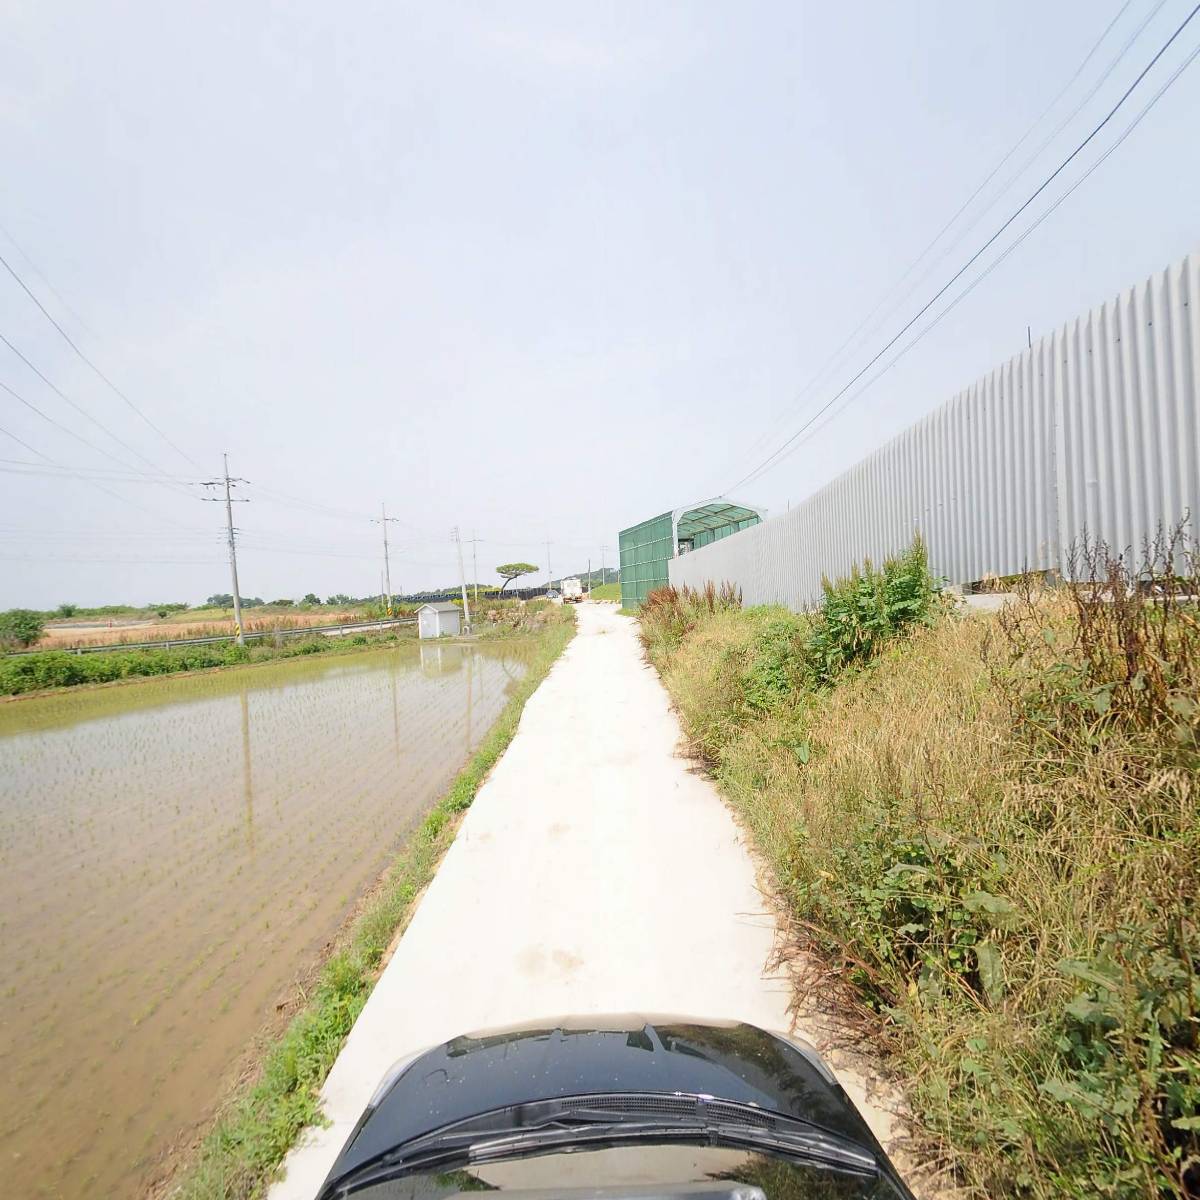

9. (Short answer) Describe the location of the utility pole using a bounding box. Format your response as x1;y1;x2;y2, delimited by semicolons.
201;452;249;646
471;529;479;604
452;526;471;631
546;539;552;592
587;557;591;597
372;502;401;617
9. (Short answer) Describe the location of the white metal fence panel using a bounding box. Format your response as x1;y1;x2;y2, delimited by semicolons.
669;251;1200;608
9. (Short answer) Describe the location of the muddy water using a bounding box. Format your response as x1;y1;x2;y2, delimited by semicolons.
0;640;533;1199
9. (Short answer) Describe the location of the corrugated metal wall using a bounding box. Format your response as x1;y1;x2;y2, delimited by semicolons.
669;250;1200;608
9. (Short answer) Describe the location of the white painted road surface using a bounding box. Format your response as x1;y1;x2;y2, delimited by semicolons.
270;602;900;1199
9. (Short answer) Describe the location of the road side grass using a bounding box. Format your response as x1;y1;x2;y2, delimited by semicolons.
640;538;1200;1199
589;582;621;602
169;609;575;1200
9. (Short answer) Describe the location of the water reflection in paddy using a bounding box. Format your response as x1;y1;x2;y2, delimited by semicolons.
0;639;533;1199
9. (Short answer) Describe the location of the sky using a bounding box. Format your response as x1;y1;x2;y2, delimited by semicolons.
1;0;1197;608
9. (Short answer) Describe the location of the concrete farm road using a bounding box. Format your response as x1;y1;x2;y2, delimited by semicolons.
271;602;899;1198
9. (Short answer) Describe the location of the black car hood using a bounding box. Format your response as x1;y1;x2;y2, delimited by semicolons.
321;1015;881;1193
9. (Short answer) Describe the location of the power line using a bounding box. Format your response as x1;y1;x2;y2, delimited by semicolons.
727;2;1200;494
70;479;206;533
0;222;96;337
0;529;219;541
236;531;377;551
0;423;51;462
0;406;209;531
0;553;225;565
477;535;603;550
232;544;382;561
739;33;1200;486
856;0;1175;338
0;330;189;487
718;0;1166;492
0;440;589;583
0;374;162;475
0;247;202;468
0;457;199;482
244;545;456;569
253;486;390;525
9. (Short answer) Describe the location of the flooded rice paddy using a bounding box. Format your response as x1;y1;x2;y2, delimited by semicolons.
0;639;534;1199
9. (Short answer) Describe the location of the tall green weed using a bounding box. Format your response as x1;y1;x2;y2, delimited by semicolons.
805;536;942;685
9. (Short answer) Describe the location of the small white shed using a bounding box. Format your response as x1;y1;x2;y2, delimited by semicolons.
417;601;461;639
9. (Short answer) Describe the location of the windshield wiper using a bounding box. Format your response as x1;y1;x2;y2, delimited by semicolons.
327;1109;879;1197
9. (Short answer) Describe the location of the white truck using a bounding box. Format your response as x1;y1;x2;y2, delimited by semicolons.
560;577;584;603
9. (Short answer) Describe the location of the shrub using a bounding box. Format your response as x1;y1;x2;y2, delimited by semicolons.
0;640;248;694
0;608;47;647
281;639;324;657
742;612;810;713
0;651;84;691
805;536;942;685
56;603;78;618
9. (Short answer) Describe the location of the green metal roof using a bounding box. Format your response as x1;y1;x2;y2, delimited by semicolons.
618;500;766;541
673;501;763;538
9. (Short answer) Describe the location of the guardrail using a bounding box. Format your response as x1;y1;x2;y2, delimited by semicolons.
6;617;417;657
400;586;552;603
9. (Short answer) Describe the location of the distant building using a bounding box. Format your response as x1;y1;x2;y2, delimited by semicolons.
617;498;767;610
417;601;462;639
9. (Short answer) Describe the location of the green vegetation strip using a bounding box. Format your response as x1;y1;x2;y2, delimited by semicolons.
167;611;575;1200
0;629;422;696
640;539;1199;1199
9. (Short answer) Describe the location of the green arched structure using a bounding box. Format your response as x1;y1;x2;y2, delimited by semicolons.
618;498;766;610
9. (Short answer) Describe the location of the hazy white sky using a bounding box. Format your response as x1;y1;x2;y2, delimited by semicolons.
1;0;1197;607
